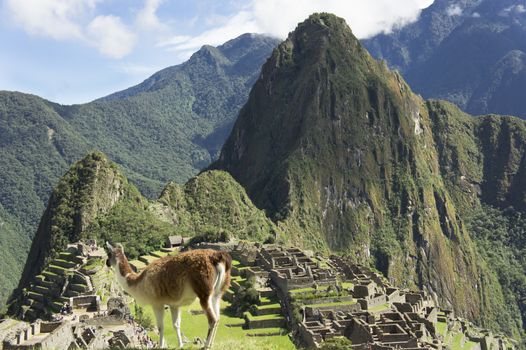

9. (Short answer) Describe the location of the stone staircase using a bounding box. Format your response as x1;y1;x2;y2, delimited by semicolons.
21;250;92;321
229;261;287;337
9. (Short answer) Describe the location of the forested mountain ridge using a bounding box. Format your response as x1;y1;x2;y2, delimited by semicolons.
0;33;279;308
212;13;526;343
363;0;526;118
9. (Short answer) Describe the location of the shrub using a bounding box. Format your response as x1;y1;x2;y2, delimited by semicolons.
226;277;260;317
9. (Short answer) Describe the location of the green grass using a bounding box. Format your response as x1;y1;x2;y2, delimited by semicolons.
140;256;159;264
82;258;104;271
368;303;390;312
289;287;316;294
259;296;276;305
257;303;281;310
307;300;357;309
137;301;294;350
151;251;168;257
447;330;479;350
244;312;285;321
341;282;354;289
436;321;448;337
451;333;465;350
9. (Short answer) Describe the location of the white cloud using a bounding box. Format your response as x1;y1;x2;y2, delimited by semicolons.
446;4;463;16
136;0;167;30
87;15;136;59
160;0;434;54
5;0;436;61
500;4;526;17
4;0;137;59
162;11;259;53
472;12;481;18
4;0;98;40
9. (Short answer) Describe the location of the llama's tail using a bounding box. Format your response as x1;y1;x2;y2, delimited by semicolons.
211;251;232;295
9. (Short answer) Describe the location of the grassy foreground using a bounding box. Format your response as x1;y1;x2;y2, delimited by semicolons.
137;300;295;350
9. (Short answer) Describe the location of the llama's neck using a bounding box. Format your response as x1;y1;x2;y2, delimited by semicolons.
114;251;139;293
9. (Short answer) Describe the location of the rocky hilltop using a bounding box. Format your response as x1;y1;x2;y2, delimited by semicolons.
212;13;526;342
9;152;279;311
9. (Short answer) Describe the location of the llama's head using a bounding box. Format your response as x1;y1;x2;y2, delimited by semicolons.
105;241;124;268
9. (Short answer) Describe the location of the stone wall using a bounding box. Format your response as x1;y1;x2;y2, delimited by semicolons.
39;323;74;350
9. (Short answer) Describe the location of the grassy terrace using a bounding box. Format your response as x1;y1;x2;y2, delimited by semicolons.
289;281;354;295
307;300;358;309
244;312;285;321
138;300;294;350
451;332;477;350
246;327;286;335
82;257;104;271
368;302;390;313
259;296;275;305
139;255;159;264
341;282;354;289
436;321;448;337
257;303;281;310
150;250;168;257
129;259;147;271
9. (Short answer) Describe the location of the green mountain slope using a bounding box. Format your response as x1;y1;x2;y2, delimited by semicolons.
58;33;280;196
363;0;526;118
0;92;91;305
157;170;279;242
212;13;526;342
0;205;29;310
0;34;278;306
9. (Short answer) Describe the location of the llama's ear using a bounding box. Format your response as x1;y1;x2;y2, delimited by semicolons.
116;243;124;252
106;241;114;251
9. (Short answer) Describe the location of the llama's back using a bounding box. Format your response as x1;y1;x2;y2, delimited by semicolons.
142;249;232;303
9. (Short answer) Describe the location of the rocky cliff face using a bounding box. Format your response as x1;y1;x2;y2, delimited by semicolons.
212;13;526;337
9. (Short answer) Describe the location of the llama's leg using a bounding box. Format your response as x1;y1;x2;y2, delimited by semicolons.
209;295;222;346
200;296;219;350
153;305;166;348
213;294;221;323
170;306;185;348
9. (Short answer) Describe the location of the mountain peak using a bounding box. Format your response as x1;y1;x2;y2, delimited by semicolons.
212;12;484;323
13;151;133;291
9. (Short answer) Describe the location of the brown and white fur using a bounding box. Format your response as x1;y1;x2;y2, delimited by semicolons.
105;242;231;349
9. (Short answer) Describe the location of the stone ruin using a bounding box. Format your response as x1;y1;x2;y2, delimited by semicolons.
1;297;152;350
1;239;514;350
229;242;514;350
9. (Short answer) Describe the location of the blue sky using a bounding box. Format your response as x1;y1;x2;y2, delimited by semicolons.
0;0;433;105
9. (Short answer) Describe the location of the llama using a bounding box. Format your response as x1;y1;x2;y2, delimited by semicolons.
105;242;231;349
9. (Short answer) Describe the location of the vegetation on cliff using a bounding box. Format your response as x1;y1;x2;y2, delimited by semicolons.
158;170;279;243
